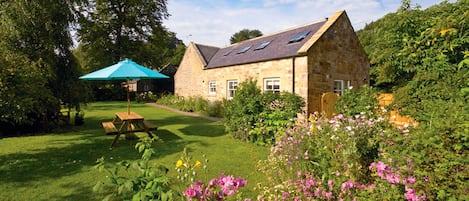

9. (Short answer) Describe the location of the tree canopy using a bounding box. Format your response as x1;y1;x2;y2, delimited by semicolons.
0;0;184;134
230;29;263;44
0;0;86;133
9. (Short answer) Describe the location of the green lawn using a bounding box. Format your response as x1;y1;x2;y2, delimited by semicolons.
0;102;269;200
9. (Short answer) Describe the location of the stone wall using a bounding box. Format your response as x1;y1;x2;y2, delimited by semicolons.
305;11;370;113
176;55;309;102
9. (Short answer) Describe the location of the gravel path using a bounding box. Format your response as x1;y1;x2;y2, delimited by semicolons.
146;103;222;122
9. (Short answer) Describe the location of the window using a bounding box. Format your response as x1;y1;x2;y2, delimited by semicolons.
334;80;351;95
223;49;233;56
237;46;251;54
254;40;272;50
264;78;280;93
288;31;311;43
227;80;238;99
208;81;217;95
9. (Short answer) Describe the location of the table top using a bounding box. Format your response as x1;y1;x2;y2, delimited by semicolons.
115;112;144;121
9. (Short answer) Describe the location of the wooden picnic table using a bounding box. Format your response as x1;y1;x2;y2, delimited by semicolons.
102;111;157;148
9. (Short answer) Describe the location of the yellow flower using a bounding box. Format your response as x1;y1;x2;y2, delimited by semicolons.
176;160;183;168
194;160;202;168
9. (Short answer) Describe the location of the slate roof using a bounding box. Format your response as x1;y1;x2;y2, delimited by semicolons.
200;20;327;69
195;44;220;65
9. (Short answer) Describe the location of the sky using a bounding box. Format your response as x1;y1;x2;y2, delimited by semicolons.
163;0;452;47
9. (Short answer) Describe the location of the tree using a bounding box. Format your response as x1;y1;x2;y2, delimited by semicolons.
0;0;87;133
230;29;263;44
74;0;173;70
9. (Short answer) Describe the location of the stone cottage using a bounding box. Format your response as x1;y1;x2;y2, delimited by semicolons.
174;10;369;114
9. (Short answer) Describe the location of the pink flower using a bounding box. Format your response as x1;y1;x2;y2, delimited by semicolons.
340;180;354;191
405;186;420;201
328;180;334;191
403;177;417;184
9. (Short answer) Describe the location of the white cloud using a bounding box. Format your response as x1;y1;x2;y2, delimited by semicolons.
164;0;451;47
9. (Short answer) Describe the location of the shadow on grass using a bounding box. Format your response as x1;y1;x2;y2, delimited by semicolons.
179;123;225;137
0;134;112;183
153;129;182;142
148;116;226;138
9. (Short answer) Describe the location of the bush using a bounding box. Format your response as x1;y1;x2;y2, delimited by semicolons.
222;78;263;141
156;94;224;117
335;85;381;119
136;91;158;103
223;78;304;145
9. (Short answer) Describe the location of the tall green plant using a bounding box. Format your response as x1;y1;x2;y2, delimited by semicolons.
335;85;381;119
223;78;263;140
93;138;173;201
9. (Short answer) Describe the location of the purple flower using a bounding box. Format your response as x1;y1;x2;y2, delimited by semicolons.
405;186;420;201
340;180;354;191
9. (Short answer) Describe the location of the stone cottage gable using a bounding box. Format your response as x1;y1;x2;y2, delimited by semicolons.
195;44;219;65
204;20;327;69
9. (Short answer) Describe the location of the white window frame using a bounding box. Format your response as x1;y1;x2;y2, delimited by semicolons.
227;80;238;99
264;78;281;93
334;80;351;95
208;81;217;95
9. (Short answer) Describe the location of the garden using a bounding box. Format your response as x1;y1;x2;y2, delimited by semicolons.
1;1;468;200
0;101;268;200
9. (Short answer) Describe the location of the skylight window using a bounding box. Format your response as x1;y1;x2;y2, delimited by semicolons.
237;46;251;54
288;31;311;43
254;40;272;50
223;49;233;56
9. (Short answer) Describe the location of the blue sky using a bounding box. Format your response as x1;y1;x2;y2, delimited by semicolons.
163;0;452;47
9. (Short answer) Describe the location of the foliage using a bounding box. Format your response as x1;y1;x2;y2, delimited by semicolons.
256;111;436;200
229;29;263;44
183;174;248;201
356;2;469;199
0;0;89;133
222;78;263;140
174;148;208;191
93;137;174;201
357;0;468;91
248;92;305;145
223;79;304;145
175;148;248;201
74;0;182;70
335;85;381;119
136;91;158;103
156;94;224;117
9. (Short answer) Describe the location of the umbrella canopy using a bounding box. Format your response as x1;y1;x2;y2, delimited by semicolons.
79;58;169;80
79;58;169;114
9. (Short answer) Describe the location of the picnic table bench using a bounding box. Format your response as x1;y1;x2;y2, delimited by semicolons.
101;112;158;148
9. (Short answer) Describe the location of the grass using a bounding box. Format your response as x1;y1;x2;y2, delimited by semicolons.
0;101;269;200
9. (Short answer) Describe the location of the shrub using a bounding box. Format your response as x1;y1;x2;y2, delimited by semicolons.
157;94;224;117
248;92;305;145
222;78;263;141
335;85;381;119
136;91;158;103
223;79;304;145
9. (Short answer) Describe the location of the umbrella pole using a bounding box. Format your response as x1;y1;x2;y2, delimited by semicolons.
127;79;130;114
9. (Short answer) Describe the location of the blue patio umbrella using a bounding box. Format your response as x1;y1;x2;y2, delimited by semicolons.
79;58;169;114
